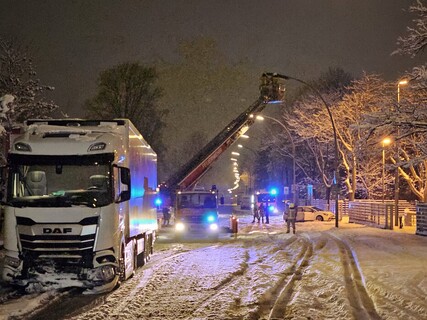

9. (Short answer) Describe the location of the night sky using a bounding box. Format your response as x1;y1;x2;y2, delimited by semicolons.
1;0;422;113
1;0;423;187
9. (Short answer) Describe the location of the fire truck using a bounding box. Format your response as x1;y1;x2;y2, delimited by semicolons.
255;189;279;215
161;73;285;237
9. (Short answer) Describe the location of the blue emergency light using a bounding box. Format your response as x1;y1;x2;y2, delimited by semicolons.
269;188;278;195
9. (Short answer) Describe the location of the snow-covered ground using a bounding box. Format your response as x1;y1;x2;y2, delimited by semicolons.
1;211;427;320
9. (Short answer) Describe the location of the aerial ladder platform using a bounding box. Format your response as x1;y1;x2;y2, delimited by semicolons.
162;73;285;194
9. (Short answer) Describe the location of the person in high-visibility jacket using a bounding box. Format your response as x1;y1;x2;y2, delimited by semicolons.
284;203;297;234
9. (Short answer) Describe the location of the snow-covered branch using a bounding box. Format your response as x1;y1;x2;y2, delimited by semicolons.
393;0;427;57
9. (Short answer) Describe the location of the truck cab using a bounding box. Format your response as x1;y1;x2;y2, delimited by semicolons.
1;119;157;294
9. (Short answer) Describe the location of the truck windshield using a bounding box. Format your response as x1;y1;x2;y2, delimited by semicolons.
177;193;217;209
6;157;113;208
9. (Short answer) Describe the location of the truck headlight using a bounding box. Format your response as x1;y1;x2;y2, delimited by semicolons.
99;265;116;282
175;222;185;232
209;223;218;231
5;255;21;268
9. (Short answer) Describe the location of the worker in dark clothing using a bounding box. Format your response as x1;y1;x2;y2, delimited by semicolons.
162;206;171;226
252;205;260;223
265;204;270;224
259;203;266;223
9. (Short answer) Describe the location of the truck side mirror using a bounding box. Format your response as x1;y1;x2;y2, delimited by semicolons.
115;166;131;203
120;167;130;185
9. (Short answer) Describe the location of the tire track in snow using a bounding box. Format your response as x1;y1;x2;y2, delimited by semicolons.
363;271;427;320
0;286;27;304
184;248;252;318
108;249;189;315
242;235;313;320
328;234;381;320
187;236;300;319
54;249;189;320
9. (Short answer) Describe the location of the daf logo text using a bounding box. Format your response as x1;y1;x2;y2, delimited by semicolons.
43;227;72;234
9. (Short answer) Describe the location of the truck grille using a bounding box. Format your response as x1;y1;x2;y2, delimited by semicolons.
16;216;98;265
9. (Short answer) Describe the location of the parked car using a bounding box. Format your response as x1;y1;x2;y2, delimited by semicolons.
296;206;335;222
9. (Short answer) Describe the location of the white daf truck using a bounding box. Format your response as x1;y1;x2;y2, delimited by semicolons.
1;119;158;293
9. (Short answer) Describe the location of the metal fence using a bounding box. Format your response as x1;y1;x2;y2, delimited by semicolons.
416;203;427;236
309;198;417;231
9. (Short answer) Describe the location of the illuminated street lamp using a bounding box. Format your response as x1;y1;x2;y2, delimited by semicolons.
263;72;340;228
256;115;297;205
231;151;240;156
397;79;408;103
240;134;249;139
382;137;392;203
237;144;257;155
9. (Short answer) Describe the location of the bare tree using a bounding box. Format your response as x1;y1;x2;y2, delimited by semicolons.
85;62;168;155
286;73;394;200
394;0;427;57
394;1;427;93
339;74;394;199
377;0;427;201
0;37;58;127
0;37;59;163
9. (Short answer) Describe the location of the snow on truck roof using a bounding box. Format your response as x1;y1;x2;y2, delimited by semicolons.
25;119;126;127
10;119;156;156
26;119;122;133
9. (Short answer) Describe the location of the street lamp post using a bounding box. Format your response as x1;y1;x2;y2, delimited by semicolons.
382;138;392;203
255;115;297;205
395;79;408;226
264;72;340;228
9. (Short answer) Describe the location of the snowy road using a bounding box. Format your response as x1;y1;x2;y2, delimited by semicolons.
1;210;427;320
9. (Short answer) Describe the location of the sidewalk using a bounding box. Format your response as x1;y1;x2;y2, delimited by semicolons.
342;214;418;235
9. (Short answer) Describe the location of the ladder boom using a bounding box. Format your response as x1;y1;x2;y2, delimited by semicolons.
167;96;267;190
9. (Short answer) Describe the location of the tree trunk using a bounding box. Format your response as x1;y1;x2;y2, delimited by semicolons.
350;155;357;201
